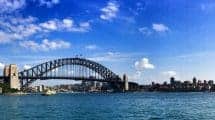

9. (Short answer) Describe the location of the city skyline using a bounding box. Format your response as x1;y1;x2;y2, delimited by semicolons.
0;0;215;85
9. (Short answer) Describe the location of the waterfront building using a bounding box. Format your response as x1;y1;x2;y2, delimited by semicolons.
204;80;207;86
96;82;102;87
208;80;213;86
197;80;202;85
163;81;167;86
35;86;40;92
170;77;175;85
152;82;155;86
193;77;197;86
81;81;87;86
37;85;45;92
146;77;215;92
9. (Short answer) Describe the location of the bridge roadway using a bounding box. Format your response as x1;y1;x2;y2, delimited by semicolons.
0;76;123;83
0;76;140;91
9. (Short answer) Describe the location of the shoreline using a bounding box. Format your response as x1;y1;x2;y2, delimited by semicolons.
1;91;215;96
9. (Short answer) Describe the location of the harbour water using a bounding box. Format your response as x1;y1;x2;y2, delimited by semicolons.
1;92;215;120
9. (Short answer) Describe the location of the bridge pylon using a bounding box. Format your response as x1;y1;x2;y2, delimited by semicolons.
123;74;129;91
3;64;20;90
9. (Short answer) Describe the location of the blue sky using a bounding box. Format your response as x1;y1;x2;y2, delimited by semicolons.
0;0;215;85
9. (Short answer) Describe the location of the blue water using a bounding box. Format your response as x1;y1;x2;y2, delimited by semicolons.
0;92;215;120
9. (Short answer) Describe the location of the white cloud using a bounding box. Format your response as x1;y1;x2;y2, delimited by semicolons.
10;16;36;24
139;24;169;35
0;62;5;69
0;31;22;43
88;52;146;63
39;19;90;32
0;0;26;13
23;65;31;70
62;19;73;28
40;20;57;30
88;52;127;62
100;1;119;20
135;58;155;71
78;22;90;31
162;71;177;77
129;71;142;81
0;1;90;45
138;27;151;35
19;39;71;51
0;17;90;43
129;57;155;83
152;23;169;32
20;24;42;37
0;16;41;43
69;22;90;32
39;0;59;7
85;44;97;50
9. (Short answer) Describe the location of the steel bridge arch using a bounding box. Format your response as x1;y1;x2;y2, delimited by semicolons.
19;57;122;87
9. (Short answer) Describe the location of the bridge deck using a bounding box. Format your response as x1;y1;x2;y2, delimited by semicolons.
0;76;122;83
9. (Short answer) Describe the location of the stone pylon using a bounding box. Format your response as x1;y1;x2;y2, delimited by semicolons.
4;64;20;90
123;74;129;91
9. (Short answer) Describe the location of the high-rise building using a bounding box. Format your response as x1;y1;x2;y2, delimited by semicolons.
39;85;45;92
208;80;214;86
193;77;197;85
170;77;175;85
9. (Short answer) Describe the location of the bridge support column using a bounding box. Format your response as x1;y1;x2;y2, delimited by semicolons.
123;74;129;91
4;64;20;90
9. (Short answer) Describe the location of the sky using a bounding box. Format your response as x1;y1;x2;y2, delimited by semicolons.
0;0;215;85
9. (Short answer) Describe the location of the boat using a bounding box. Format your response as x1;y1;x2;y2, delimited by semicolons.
42;89;56;96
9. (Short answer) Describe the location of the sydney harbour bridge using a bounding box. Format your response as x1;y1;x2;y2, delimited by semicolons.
1;57;139;92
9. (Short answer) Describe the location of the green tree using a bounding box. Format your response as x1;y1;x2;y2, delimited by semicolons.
0;83;19;93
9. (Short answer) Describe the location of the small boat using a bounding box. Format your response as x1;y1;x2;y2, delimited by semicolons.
42;90;56;96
